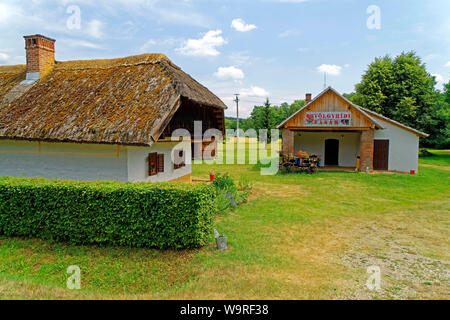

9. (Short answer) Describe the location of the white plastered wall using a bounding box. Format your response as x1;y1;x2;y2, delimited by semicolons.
374;119;419;173
1;139;193;182
127;140;192;182
0;140;128;181
294;131;361;167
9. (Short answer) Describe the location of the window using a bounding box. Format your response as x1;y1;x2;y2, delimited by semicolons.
173;149;185;170
149;153;165;176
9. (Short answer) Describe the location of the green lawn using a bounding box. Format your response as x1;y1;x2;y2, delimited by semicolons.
0;148;449;300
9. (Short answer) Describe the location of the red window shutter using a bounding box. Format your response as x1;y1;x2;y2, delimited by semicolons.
158;154;164;173
149;153;157;176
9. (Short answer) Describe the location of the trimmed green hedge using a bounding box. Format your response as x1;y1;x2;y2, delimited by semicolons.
0;177;217;249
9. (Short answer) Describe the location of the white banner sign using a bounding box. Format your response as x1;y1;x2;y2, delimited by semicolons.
305;112;352;127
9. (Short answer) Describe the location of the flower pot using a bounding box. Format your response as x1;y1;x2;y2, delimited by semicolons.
216;236;227;251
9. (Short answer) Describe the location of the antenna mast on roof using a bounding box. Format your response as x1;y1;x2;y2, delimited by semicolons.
324;72;327;89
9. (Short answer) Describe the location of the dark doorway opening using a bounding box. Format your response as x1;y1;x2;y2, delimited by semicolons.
325;139;339;166
373;140;389;170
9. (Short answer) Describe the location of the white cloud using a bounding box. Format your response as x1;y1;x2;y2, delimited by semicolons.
176;30;227;57
60;39;102;49
298;48;311;53
0;52;24;65
432;73;444;83
86;20;103;39
214;66;245;80
240;86;269;97
445;61;450;67
0;53;9;62
317;64;342;76
0;2;22;25
231;18;257;32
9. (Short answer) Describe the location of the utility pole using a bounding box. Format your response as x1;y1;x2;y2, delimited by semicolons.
234;94;240;149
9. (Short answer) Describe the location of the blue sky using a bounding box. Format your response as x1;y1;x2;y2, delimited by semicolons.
1;0;449;117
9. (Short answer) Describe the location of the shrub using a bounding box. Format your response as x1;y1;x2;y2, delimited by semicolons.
213;173;252;212
238;176;253;192
213;173;237;195
419;148;434;157
0;177;217;249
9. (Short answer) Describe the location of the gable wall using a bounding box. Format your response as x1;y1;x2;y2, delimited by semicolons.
284;90;374;129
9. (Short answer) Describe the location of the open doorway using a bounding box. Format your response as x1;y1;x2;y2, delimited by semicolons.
325;139;339;166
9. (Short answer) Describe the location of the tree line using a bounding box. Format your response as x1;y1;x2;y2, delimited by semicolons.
225;99;305;142
226;51;449;148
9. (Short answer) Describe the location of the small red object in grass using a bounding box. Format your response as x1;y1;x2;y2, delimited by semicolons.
209;172;215;181
410;170;415;175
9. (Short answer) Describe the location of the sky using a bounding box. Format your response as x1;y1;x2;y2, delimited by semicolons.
1;0;449;118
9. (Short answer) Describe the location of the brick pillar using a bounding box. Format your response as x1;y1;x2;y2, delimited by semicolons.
360;129;374;172
282;129;294;155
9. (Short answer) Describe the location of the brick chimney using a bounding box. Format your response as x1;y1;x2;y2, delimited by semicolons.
305;93;312;103
23;34;55;83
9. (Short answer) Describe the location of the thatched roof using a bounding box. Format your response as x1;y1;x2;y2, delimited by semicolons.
0;54;226;146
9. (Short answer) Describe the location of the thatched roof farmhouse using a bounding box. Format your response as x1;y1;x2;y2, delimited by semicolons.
0;34;226;182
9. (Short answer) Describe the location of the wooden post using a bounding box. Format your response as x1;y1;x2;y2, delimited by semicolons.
282;129;294;155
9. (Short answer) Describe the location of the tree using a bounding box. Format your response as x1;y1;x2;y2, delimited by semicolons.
349;51;447;147
425;81;450;148
226;98;306;143
249;98;277;143
288;99;306;116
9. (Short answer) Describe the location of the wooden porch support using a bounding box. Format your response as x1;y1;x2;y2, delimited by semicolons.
192;140;203;160
360;129;374;172
282;128;294;155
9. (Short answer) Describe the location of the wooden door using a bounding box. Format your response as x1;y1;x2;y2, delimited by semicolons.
325;139;339;166
373;140;389;170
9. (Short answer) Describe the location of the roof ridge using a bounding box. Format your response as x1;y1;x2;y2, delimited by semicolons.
357;105;429;137
277;86;383;129
54;53;173;71
0;65;26;74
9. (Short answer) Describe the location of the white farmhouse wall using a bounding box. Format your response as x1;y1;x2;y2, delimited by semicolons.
127;140;192;183
294;132;360;167
0;140;128;181
374;119;419;173
1;139;193;182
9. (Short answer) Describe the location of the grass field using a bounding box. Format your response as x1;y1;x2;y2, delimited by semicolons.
0;147;448;300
